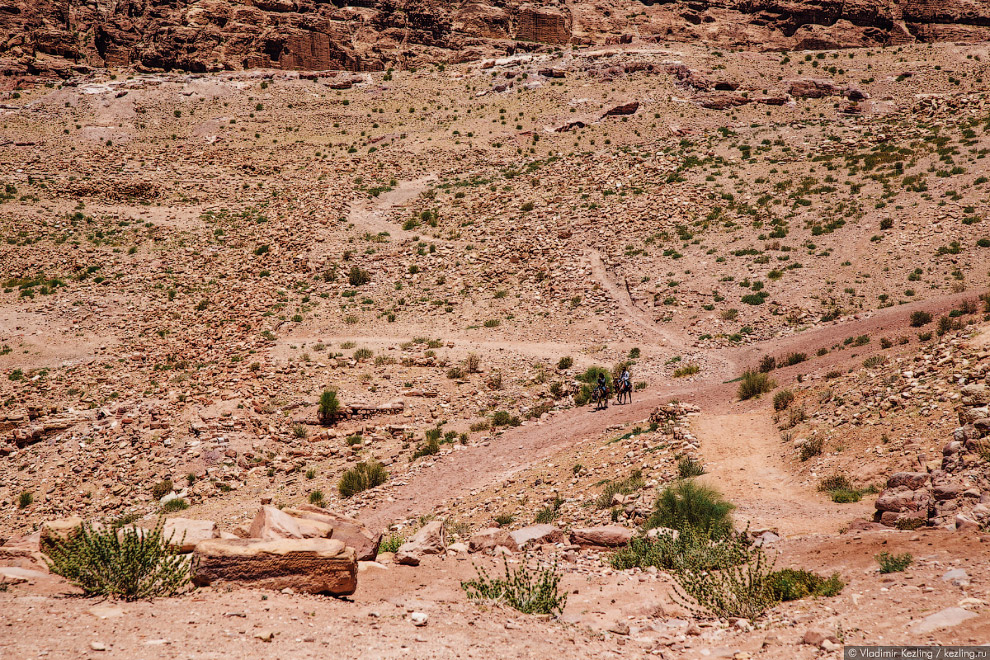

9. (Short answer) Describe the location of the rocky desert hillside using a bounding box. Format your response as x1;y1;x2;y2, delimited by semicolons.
1;18;989;660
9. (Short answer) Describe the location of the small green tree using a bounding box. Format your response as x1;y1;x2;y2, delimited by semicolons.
317;389;341;425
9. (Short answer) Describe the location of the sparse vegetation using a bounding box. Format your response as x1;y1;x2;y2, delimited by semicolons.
876;551;913;574
738;370;775;400
338;461;389;497
462;558;567;616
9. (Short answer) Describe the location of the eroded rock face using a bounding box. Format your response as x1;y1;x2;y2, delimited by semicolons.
3;0;987;80
191;538;357;595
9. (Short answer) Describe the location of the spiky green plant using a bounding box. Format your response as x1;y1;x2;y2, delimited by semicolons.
462;558;567;615
44;519;192;600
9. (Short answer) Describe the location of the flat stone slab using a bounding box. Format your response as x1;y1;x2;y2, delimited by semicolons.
910;607;978;634
192;538;356;596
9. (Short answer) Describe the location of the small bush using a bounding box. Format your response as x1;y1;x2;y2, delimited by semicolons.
758;355;776;373
830;489;862;503
534;496;564;524
492;410;520;427
738;370;775;400
44;519;193;600
18;491;33;509
151;479;173;500
673;364;700;378
647;481;734;539
863;355;887;369
817;475;853;492
773;389;795;411
464;352;481;373
677;456;706;478
338;461;389;497
557;356;573;370
348;266;370;286
876;551;912;573
379;534;405;553
317;389;341;425
447;366;464;379
673;543;780;621
799;438;824;461
160;498;189;513
768;569;844;601
909;311;932;327
462;558;567;616
595;470;645;508
412;439;440;459
494;513;515;526
353;348;373;360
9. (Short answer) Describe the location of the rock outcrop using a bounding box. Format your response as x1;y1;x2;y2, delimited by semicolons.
2;0;988;81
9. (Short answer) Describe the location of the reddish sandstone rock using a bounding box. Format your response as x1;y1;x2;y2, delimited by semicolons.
570;526;634;547
191;538;357;595
286;504;381;561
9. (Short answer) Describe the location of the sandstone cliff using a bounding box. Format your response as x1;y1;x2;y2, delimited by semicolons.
2;0;989;80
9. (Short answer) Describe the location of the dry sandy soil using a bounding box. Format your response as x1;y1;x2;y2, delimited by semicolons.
2;39;990;657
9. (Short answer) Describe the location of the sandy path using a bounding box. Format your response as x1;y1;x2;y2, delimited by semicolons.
693;413;872;536
360;393;660;529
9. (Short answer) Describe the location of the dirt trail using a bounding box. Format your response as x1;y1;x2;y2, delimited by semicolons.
693;413;871;536
587;249;688;350
361;395;660;529
345;176;435;240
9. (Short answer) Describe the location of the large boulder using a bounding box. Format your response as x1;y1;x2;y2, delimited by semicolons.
887;472;929;490
191;538;356;595
285;504;380;561
570;526;634;547
468;527;518;553
248;506;331;540
787;78;839;98
395;521;445;566
508;524;564;549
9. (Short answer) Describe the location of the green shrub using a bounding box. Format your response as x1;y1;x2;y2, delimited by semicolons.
672;542;780;621
768;568;844;601
817;475;853;492
909;311;931;327
773;389;795;411
348;265;370;286
494;513;515;526
492;410;520;427
758;355;777;373
738;370;775;400
17;491;33;509
353;347;373;360
535;496;563;524
44;519;192;600
317;389;341;425
673;364;700;378
611;528;746;573
160;498;189;513
379;534;405;554
557;356;573;370
677;456;706;478
830;489;862;503
308;490;325;507
876;551;912;573
782;352;807;367
462;558;567;615
595;470;645;508
412;438;440;460
338;461;389;497
151;479;173;500
647;481;734;539
799;437;824;461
